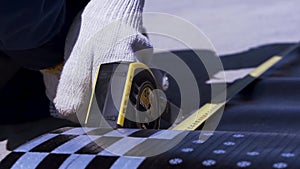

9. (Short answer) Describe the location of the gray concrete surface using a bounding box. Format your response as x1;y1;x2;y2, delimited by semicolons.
1;0;300;162
144;0;300;55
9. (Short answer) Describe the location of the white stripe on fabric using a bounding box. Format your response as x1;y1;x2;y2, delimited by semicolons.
110;156;145;169
11;152;48;169
149;130;184;139
52;135;101;154
103;137;146;156
14;134;58;152
59;154;96;169
62;127;96;135
103;129;140;137
98;149;118;156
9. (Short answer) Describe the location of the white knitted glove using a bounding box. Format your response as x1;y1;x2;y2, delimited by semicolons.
53;0;152;120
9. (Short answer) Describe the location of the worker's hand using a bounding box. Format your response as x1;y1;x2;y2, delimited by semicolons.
53;0;152;121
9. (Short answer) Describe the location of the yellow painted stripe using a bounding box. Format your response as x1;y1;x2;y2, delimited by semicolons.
250;56;282;77
85;65;101;124
172;102;225;130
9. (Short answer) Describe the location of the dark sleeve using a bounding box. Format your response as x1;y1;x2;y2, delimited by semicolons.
0;0;66;50
0;0;90;70
0;0;66;69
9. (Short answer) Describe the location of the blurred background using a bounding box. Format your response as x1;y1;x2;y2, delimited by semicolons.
144;0;300;55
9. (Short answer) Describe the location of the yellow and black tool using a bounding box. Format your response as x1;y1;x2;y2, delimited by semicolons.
84;43;299;131
84;62;172;129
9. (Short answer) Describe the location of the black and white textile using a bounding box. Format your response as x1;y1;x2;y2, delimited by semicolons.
1;127;299;169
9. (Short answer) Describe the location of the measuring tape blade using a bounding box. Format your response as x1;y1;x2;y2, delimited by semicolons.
171;43;300;130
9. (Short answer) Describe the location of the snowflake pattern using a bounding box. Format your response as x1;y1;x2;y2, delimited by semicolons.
237;161;251;168
202;132;214;136
233;134;245;138
181;148;194;153
213;149;226;154
246;151;260;156
281;153;295;158
223;141;236;146
169;158;183;165
202;159;216;167
273;162;288;169
192;139;205;144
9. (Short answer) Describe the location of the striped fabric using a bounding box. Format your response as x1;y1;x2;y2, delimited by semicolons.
1;127;299;169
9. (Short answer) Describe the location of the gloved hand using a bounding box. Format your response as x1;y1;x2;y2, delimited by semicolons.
52;0;152;122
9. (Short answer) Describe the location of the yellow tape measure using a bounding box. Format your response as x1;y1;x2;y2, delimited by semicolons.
171;42;300;131
172;102;225;130
250;56;282;77
171;56;284;131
